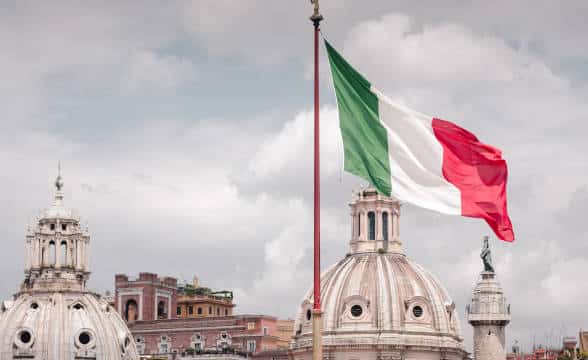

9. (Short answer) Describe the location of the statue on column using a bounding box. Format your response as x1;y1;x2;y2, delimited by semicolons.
480;236;494;273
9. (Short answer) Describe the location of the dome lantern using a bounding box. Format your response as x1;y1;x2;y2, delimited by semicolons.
349;187;402;254
23;166;90;292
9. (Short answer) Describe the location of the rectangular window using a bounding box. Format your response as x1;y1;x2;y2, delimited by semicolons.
382;212;389;241
198;307;202;315
247;340;256;353
263;326;268;335
176;306;181;316
368;212;375;240
61;224;67;231
247;322;255;330
208;306;212;314
50;223;55;230
188;306;193;315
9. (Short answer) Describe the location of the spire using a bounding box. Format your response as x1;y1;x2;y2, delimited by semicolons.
54;161;64;205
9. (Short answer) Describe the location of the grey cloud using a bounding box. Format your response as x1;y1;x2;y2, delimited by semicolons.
1;2;588;356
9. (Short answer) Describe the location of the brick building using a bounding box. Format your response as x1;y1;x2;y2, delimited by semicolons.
115;272;178;322
581;330;588;353
114;273;290;358
128;315;280;356
506;336;582;360
176;276;235;319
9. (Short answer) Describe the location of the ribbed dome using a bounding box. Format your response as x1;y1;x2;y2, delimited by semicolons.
290;189;468;360
0;292;137;359
0;171;139;360
292;253;465;354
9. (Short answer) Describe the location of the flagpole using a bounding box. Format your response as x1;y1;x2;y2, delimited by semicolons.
310;1;323;360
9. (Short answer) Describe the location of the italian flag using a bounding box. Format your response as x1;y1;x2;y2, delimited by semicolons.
325;40;514;242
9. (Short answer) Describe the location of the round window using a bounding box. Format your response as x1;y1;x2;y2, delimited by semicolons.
73;303;83;310
350;304;363;318
78;332;91;345
306;309;312;321
412;305;423;318
19;330;32;344
30;303;39;310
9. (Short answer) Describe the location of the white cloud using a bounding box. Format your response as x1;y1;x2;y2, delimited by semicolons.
125;51;197;90
249;107;341;180
541;258;588;306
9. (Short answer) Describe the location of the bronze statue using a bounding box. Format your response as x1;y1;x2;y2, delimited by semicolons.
480;236;494;273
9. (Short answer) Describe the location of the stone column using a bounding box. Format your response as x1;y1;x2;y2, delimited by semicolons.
351;213;356;241
375;209;382;240
75;239;81;269
84;239;89;271
25;239;31;271
55;237;61;269
468;271;510;360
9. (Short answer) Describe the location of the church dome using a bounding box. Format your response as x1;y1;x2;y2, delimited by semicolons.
290;188;468;360
0;170;138;360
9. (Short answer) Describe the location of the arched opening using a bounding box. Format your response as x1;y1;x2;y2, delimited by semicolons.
382;212;389;241
157;300;167;319
48;241;56;265
60;241;67;266
125;299;138;322
368;212;375;240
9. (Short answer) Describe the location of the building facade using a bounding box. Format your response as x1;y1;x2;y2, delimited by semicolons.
127;314;281;356
115;272;289;358
116;273;178;322
0;171;138;359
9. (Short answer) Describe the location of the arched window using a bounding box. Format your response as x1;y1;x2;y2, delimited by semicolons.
382;212;389;241
60;241;67;266
125;299;138;322
368;212;375;240
157;301;167;319
48;241;56;265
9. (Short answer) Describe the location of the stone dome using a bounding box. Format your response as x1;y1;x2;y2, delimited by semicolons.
0;292;136;359
0;171;138;360
290;188;468;360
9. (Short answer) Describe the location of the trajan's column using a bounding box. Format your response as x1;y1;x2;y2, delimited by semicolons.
467;236;511;360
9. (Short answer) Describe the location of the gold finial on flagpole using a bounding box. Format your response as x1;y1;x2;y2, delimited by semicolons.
310;0;323;25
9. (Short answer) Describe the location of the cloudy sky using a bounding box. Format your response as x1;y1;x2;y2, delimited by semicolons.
1;0;587;353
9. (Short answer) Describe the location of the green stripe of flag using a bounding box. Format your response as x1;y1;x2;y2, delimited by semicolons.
325;40;392;196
